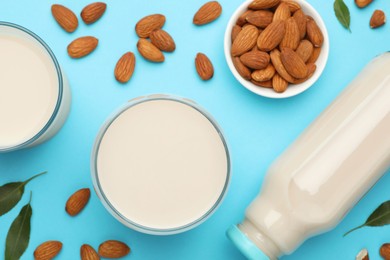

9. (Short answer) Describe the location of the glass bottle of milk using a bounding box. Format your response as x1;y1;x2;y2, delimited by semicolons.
227;53;390;259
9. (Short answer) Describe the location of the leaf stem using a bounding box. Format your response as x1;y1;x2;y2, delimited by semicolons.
23;171;47;185
343;223;365;237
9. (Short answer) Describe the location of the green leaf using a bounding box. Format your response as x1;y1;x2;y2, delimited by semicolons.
334;0;351;32
0;171;46;216
344;200;390;236
5;192;33;260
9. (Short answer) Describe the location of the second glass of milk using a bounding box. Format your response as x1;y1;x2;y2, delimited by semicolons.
0;22;71;152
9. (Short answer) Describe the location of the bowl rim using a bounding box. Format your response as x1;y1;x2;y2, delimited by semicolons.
224;0;329;99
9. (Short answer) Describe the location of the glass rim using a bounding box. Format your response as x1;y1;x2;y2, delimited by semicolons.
91;95;231;235
0;21;63;152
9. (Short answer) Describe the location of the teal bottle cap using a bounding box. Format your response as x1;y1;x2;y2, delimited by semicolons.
227;225;270;260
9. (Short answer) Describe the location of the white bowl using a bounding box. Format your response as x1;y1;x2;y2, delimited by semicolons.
224;0;329;98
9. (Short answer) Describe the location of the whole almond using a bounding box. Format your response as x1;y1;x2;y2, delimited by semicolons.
240;50;270;70
270;49;295;83
249;0;281;10
306;19;324;47
281;0;301;12
307;47;321;63
246;10;274;28
233;57;252;80
251;64;276;82
280;17;300;50
292;63;316;84
114;52;136;83
193;1;222;25
281;48;308;79
273;3;291;21
370;10;386;28
355;0;373;8
231;25;259;56
251;79;273;88
195;53;214;80
81;244;100;260
51;4;78;33
236;10;253;26
295;39;313;62
98;240;130;258
293;10;307;39
150;29;176;52
380;243;390;260
67;36;98;59
65;188;91;216
137;38;165;62
81;2;107;25
231;25;242;43
257;20;286;52
135;14;165;38
272;73;288;93
34;241;63;260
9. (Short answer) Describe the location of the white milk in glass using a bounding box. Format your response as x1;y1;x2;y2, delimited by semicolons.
92;96;230;234
0;23;70;152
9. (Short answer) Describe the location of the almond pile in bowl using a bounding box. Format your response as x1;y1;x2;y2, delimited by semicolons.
230;0;324;93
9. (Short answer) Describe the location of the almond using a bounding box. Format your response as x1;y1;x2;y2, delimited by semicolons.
231;25;259;56
240;50;270;69
67;37;98;59
380;243;390;260
193;1;222;25
114;52;136;83
195;53;214;80
150;29;176;52
257;20;285;52
270;49;295;83
81;2;107;25
307;47;321;63
292;63;316;84
280;48;307;79
273;3;291;21
251;64;276;82
65;188;91;216
233;57;252;80
34;241;63;260
355;0;373;8
137;38;165;62
306;19;324;47
251;79;273;88
280;17;300;50
98;240;130;258
249;0;281;10
356;248;369;260
135;14;166;38
231;25;242;43
370;10;386;28
296;40;313;62
51;4;78;33
272;73;288;93
246;10;274;28
81;244;100;260
236;10;253;26
293;10;307;39
281;0;301;13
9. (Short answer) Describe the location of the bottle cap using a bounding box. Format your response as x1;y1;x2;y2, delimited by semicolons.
227;225;270;260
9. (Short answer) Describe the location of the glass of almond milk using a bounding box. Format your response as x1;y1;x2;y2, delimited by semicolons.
0;22;71;152
91;95;230;235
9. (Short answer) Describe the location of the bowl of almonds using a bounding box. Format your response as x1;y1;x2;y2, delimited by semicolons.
225;0;329;98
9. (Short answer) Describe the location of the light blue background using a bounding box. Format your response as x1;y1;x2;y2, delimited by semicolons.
0;0;389;259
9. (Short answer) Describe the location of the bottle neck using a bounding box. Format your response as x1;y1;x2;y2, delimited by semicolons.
239;219;282;260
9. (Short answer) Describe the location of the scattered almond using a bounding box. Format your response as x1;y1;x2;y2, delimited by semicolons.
356;248;369;260
251;64;275;82
272;73;288;93
280;48;307;79
81;244;100;260
98;240;130;259
233;57;252;80
231;24;259;56
150;29;176;52
34;241;63;260
249;0;281;10
273;3;291;21
195;53;214;80
380;243;390;260
293;10;307;39
240;50;270;70
81;2;107;25
355;0;373;8
281;0;301;12
135;14;166;38
280;17;300;50
257;20;286;51
306;19;324;47
231;25;242;43
65;188;91;216
67;37;98;59
193;1;222;25
246;10;274;28
296;40;313;63
114;52;136;83
51;4;78;33
370;10;386;29
137;38;165;62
